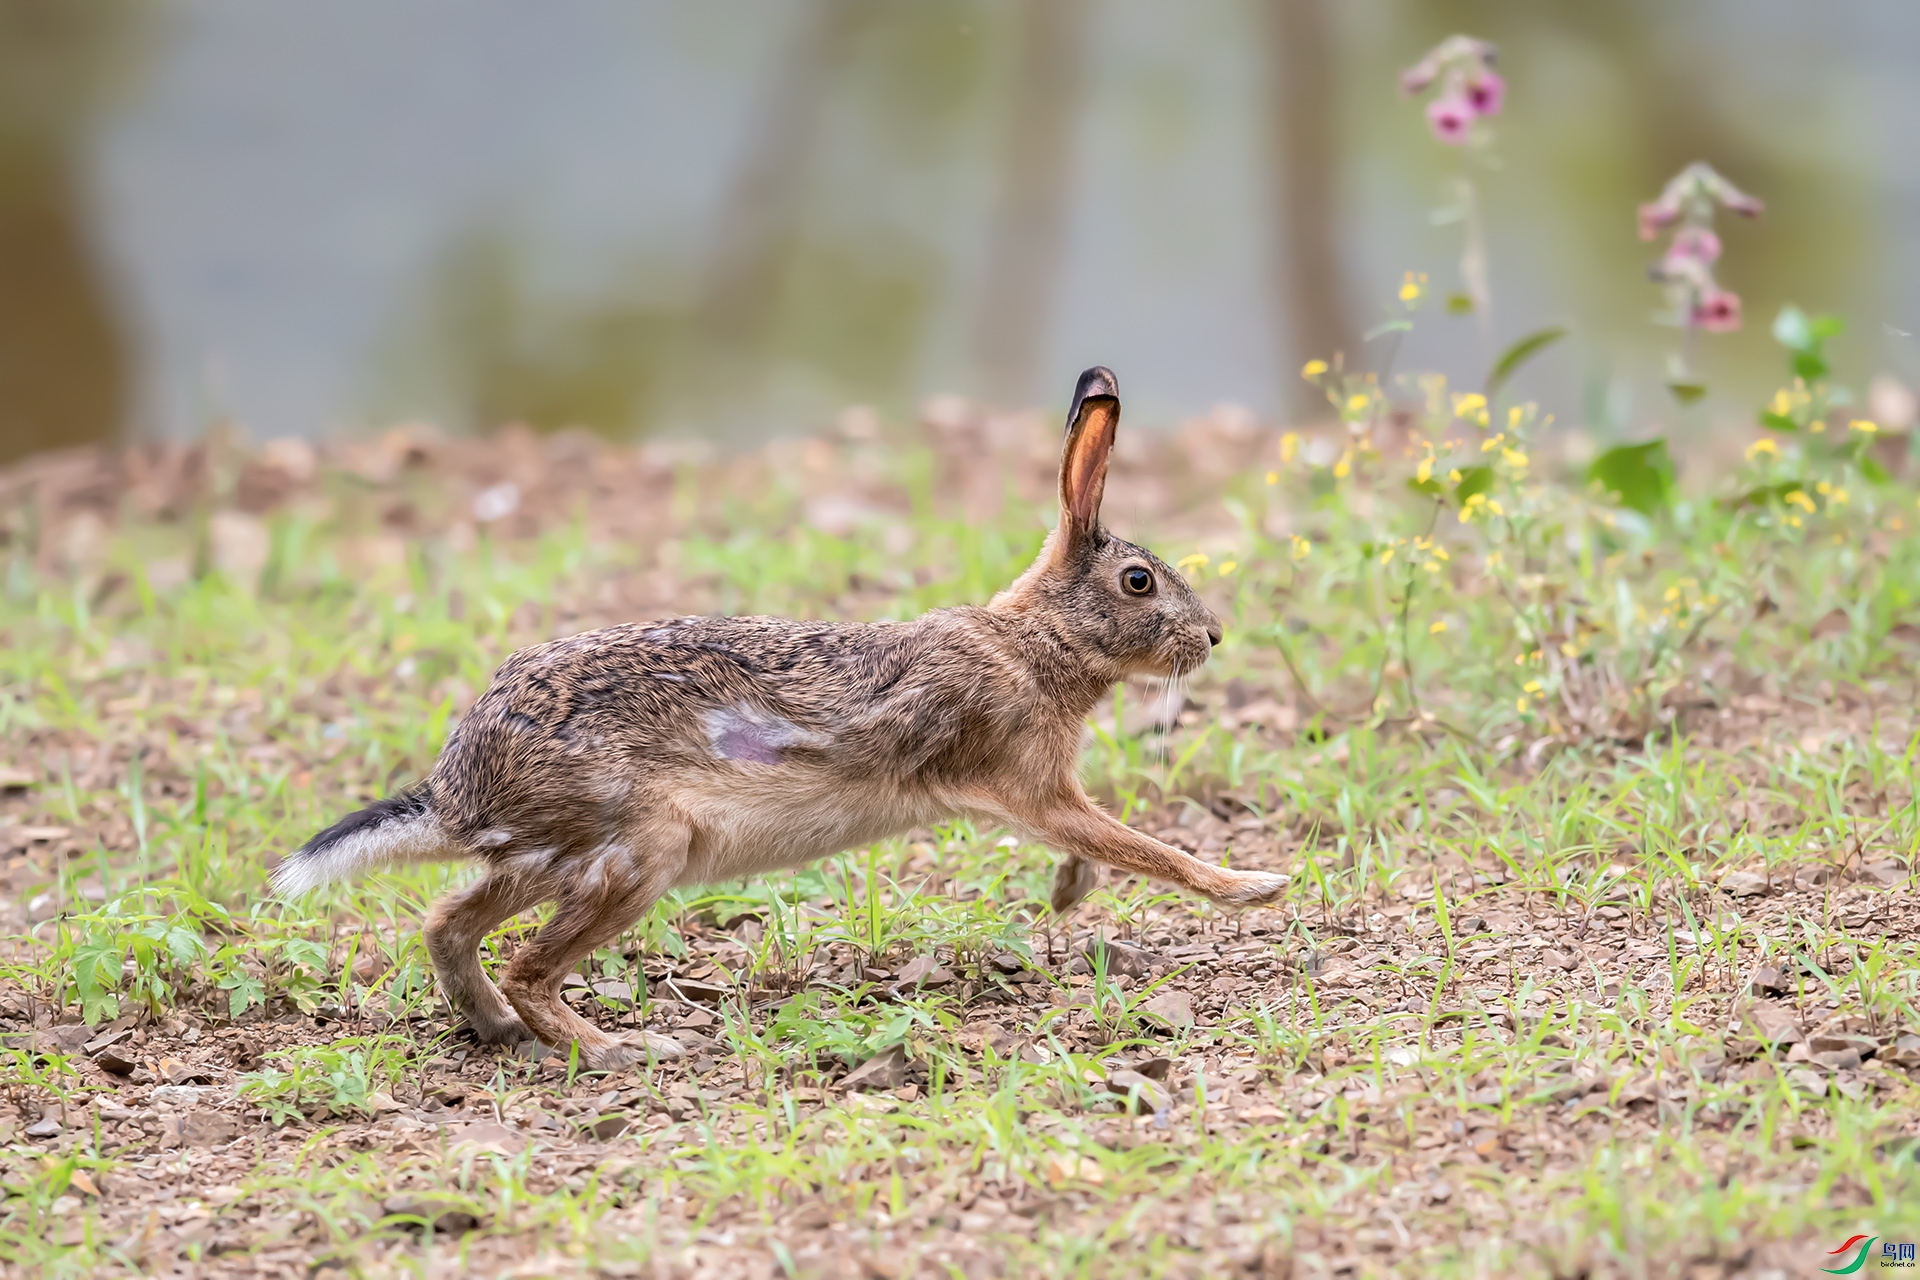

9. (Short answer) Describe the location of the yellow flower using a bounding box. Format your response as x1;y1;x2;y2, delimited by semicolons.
1429;620;1447;634
1399;280;1421;302
1816;481;1832;495
1523;680;1543;694
1486;499;1504;516
1769;389;1794;416
1345;392;1371;415
1416;454;1435;484
1851;418;1879;433
1301;359;1328;380
1429;545;1449;561
1333;449;1352;479
1745;438;1778;461
1829;488;1849;505
1810;420;1827;433
1785;514;1803;527
1452;393;1487;418
1265;470;1279;485
1502;448;1528;469
1448;468;1462;483
1784;490;1816;513
1380;546;1396;566
1280;431;1300;463
1515;696;1529;713
1664;586;1680;602
1176;552;1210;573
1480;433;1505;453
1289;534;1312;561
1217;560;1237;577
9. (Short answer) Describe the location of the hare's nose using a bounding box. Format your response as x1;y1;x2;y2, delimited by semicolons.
1206;621;1223;648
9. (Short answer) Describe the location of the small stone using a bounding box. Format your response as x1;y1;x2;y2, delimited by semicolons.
1428;1180;1453;1203
990;953;1026;975
1739;1001;1803;1050
177;1110;238;1146
1811;1049;1861;1072
1138;990;1194;1031
24;1118;61;1139
587;1113;630;1141
891;956;954;990
841;1044;908;1093
38;1025;92;1055
1883;1034;1920;1068
591;980;636;1007
1131;1056;1173;1083
148;1085;203;1108
363;1092;404;1115
162;1058;215;1086
1540;949;1578;972
1749;965;1789;996
83;1029;133;1057
382;1196;483;1234
1081;938;1153;980
1718;871;1769;898
1105;1069;1170;1114
1787;1068;1829;1097
93;1046;140;1076
676;1006;717;1031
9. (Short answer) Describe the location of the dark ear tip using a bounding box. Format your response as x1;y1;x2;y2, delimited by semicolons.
1065;366;1120;435
1074;366;1119;401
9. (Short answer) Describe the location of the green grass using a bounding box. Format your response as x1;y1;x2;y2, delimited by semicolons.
0;412;1916;1278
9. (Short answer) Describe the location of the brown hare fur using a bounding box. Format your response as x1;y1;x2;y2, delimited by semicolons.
274;367;1286;1069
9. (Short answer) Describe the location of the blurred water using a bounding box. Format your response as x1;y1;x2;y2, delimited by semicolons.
1;0;1915;462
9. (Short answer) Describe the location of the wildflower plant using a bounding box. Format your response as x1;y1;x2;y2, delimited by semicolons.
1639;161;1764;402
1402;36;1504;323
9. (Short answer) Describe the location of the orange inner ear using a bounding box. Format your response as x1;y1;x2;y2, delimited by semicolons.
1063;398;1117;533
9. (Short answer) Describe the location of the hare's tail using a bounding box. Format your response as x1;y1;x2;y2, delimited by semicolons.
272;785;454;896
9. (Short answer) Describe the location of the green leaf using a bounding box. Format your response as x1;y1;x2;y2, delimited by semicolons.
1587;440;1675;515
1771;305;1811;350
1860;454;1891;485
1453;466;1494;503
1446;292;1475;315
1722;479;1809;510
1666;380;1708;405
1758;411;1798;433
1809;313;1845;343
1407;477;1445;497
1485;325;1569;400
1792;351;1828;381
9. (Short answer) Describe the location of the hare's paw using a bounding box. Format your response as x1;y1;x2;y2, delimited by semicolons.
1211;870;1289;908
1050;856;1100;914
578;1031;687;1072
467;1012;532;1046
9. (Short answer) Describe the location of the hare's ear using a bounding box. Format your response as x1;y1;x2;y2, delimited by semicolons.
1056;366;1119;550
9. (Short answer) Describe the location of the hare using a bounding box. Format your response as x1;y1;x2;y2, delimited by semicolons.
274;367;1286;1069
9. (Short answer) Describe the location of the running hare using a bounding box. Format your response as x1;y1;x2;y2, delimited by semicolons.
275;367;1284;1069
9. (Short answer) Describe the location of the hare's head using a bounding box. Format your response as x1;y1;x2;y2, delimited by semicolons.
994;367;1221;683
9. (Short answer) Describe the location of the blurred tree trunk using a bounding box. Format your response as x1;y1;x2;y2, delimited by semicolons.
970;0;1088;409
1260;0;1351;419
0;143;126;463
697;0;875;361
0;0;139;464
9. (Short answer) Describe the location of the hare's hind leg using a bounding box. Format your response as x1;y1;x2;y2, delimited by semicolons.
499;829;689;1071
425;873;547;1044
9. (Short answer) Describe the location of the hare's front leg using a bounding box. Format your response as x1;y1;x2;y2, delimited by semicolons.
497;833;690;1070
425;874;548;1045
1028;797;1286;907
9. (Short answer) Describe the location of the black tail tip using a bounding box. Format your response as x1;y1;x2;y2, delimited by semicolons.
1066;366;1120;434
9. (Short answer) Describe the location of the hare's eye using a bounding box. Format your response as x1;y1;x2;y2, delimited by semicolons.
1121;567;1154;596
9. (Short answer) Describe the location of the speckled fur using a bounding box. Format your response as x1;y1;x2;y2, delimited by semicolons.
276;367;1285;1069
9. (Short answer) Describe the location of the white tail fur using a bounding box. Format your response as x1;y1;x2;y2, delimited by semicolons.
272;793;453;896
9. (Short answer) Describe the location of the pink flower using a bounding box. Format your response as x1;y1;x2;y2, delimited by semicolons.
1464;70;1505;116
1637;195;1682;242
1426;94;1474;145
1666;226;1722;265
1692;289;1742;332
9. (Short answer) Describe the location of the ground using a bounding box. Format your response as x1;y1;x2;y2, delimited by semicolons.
0;408;1915;1278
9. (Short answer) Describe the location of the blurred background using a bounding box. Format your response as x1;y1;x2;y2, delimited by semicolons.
2;0;1916;465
